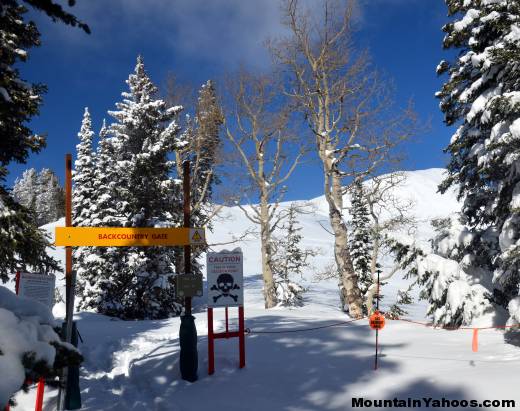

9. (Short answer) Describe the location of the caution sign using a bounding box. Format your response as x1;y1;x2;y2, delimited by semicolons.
18;272;56;308
369;311;386;330
55;227;205;247
207;248;243;307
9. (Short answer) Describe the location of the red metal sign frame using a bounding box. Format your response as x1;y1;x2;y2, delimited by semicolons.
207;306;246;375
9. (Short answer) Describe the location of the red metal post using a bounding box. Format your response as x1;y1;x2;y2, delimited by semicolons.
15;271;20;295
35;378;45;411
238;306;245;369
208;308;215;375
225;307;229;338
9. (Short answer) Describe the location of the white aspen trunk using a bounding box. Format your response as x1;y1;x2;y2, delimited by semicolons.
319;140;363;318
365;283;378;315
258;144;277;309
331;173;363;318
260;192;277;308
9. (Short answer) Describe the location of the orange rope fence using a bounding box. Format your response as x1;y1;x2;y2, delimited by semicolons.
393;317;520;331
389;317;520;352
244;316;520;354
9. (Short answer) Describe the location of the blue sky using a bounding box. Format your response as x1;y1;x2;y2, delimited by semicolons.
8;0;453;201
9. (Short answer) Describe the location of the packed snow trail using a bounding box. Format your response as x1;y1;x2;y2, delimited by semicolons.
15;297;520;410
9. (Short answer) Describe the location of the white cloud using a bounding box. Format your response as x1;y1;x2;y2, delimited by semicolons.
34;0;291;70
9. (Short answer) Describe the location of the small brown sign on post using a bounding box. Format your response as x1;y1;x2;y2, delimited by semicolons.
176;273;203;298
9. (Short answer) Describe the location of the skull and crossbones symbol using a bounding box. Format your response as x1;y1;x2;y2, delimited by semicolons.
211;273;240;303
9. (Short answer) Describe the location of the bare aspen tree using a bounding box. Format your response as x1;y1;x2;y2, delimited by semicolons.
363;172;416;314
225;71;304;308
271;0;417;317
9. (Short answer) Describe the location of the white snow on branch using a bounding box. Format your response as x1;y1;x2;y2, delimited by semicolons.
453;9;480;32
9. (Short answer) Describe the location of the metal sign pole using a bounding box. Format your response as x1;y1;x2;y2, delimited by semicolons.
179;160;198;382
58;154;82;410
65;154;74;346
208;308;215;375
58;154;73;409
239;306;245;368
183;160;192;315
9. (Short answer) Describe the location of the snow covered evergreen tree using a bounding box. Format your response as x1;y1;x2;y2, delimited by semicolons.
72;107;96;227
271;203;317;306
12;168;39;215
36;168;64;225
89;120;119;228
0;193;58;282
384;216;494;326
81;56;186;319
1;1;87;402
436;0;520;325
385;237;425;319
1;0;88;187
418;216;494;326
72;107;97;303
13;168;64;226
348;179;373;309
76;120;124;312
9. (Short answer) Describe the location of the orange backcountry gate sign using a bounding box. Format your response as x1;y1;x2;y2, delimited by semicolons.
55;227;205;247
369;311;385;330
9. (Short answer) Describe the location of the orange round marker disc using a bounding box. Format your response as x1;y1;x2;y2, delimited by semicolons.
369;311;385;330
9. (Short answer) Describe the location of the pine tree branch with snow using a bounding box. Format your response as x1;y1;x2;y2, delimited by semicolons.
437;0;520;327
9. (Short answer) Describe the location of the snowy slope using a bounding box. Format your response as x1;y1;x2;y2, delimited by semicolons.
10;168;520;410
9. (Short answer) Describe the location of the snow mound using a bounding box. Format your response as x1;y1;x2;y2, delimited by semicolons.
0;288;61;405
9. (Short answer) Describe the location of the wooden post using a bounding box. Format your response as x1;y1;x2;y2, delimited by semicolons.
65;153;73;342
179;160;198;382
208;308;215;375
58;154;74;410
183;160;191;315
239;306;245;369
15;271;20;295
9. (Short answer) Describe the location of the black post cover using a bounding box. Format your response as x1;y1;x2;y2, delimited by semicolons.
62;321;82;410
179;314;198;382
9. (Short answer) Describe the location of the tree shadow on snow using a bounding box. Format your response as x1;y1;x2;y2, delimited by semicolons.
375;380;474;410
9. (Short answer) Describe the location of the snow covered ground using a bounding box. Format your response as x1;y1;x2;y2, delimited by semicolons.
8;169;520;410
